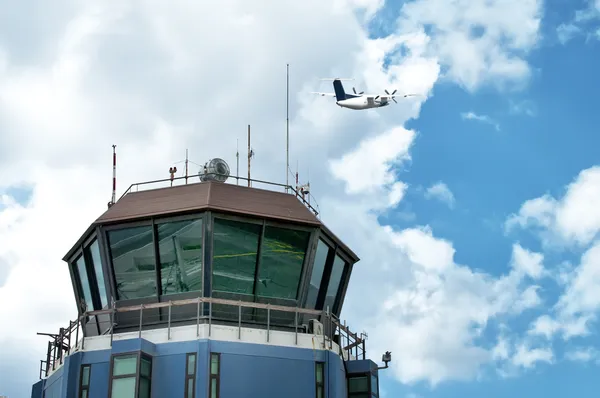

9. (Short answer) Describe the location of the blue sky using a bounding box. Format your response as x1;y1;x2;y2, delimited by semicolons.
367;0;600;397
2;1;600;397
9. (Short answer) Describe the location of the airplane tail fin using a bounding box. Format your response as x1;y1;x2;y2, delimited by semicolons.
333;80;347;102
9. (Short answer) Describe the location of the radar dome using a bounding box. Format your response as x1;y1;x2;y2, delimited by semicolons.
200;158;230;182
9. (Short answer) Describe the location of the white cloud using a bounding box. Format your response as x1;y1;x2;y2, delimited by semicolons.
557;23;582;44
461;111;500;131
512;344;554;368
396;0;543;91
329;126;415;196
0;0;546;394
506;166;600;248
424;182;456;208
564;347;599;363
510;243;545;279
556;0;600;43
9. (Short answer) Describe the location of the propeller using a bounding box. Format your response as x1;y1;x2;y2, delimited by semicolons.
353;87;364;95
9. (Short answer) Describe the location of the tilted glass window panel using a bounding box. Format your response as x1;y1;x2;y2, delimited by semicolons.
323;254;346;313
113;355;137;376
256;226;310;299
111;377;136;398
76;256;94;311
212;218;261;295
305;240;329;308
108;226;157;300
89;239;108;308
157;219;203;295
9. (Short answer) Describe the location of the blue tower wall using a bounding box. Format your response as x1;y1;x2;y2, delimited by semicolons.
36;338;349;398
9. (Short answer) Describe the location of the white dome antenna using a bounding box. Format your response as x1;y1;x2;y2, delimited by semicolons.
199;158;230;183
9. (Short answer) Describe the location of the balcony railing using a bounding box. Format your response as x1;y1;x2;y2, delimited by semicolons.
38;296;365;379
117;174;320;217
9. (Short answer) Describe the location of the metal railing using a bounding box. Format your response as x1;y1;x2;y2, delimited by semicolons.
38;296;365;379
116;174;320;217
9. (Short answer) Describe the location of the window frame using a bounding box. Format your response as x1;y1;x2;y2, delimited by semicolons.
185;353;197;398
78;364;91;398
107;351;152;398
209;353;220;398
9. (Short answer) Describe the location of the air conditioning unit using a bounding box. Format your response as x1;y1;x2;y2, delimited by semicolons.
309;319;324;336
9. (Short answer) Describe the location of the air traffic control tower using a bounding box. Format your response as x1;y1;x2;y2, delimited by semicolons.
32;160;389;398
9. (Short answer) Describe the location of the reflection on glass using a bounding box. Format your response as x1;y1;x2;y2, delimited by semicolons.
157;219;203;295
256;226;310;299
89;239;108;308
212;218;260;295
76;256;94;311
108;226;156;300
305;240;329;308
323;254;346;313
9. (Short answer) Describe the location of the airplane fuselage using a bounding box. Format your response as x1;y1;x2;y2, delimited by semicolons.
336;96;390;110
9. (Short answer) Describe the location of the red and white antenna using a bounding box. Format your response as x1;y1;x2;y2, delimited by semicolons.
108;145;117;208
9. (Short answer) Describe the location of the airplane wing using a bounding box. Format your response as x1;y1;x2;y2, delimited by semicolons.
311;92;336;97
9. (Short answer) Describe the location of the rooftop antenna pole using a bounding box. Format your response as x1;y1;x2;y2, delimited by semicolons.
286;63;289;194
295;160;299;198
109;144;116;207
247;124;251;188
236;139;240;185
185;149;189;185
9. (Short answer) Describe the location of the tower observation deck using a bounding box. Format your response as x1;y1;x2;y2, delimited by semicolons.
32;171;387;398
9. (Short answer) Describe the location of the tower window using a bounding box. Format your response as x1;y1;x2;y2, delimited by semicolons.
79;364;91;398
209;353;220;398
108;353;152;398
315;362;325;398
185;353;197;398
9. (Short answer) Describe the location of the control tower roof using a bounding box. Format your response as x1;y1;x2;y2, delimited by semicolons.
95;182;322;227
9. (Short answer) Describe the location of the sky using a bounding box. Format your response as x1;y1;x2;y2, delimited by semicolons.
1;0;600;397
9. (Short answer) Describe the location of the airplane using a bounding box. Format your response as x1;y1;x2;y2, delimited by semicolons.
311;78;419;110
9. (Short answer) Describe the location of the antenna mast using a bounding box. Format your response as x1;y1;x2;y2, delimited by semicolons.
236;139;240;185
286;63;289;193
247;124;251;187
108;144;116;208
185;149;189;185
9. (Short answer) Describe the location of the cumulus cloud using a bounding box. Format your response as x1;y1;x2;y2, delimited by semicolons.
506;166;600;248
0;0;546;395
424;182;456;208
